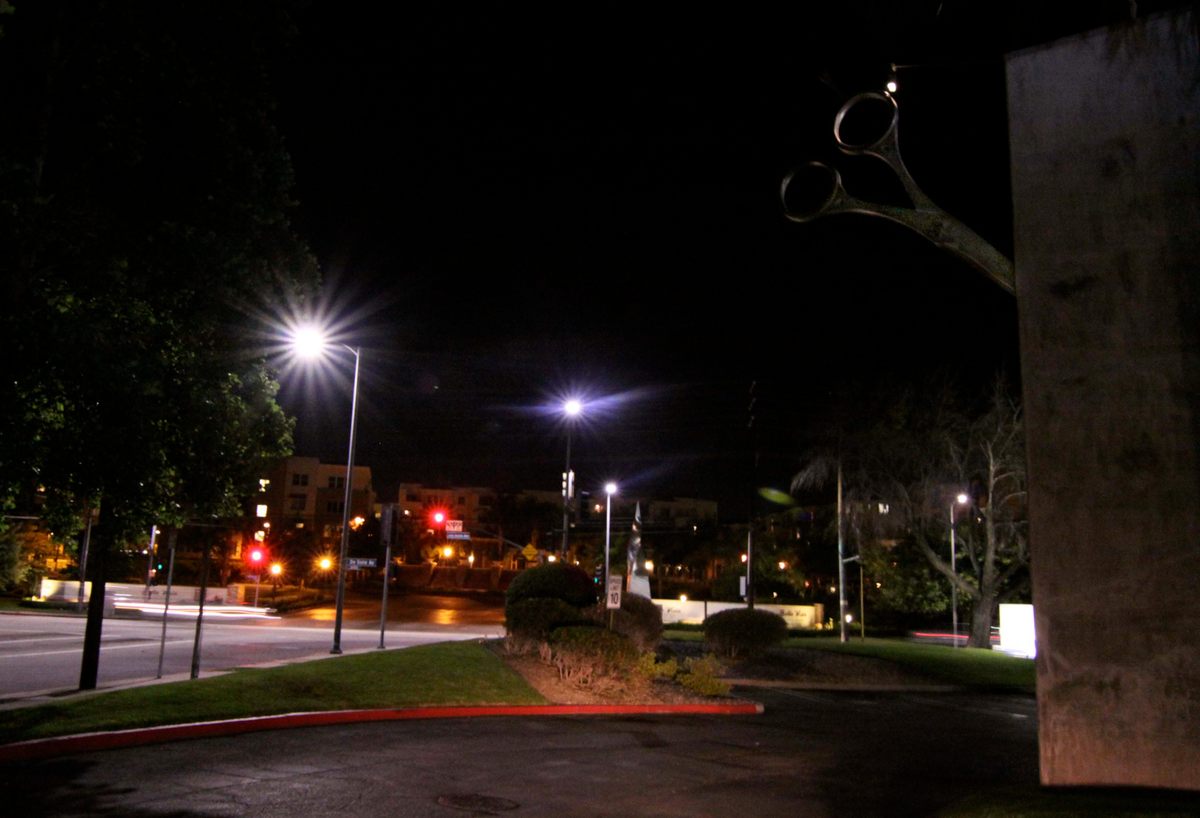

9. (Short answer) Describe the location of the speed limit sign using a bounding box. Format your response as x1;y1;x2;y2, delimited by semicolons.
606;576;622;610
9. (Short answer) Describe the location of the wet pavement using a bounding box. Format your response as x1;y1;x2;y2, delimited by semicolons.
0;688;1044;817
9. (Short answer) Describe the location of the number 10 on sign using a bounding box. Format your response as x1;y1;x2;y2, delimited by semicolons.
606;576;622;610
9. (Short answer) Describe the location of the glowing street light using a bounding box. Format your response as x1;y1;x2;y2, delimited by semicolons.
560;398;583;555
289;323;361;655
950;492;971;646
604;481;617;592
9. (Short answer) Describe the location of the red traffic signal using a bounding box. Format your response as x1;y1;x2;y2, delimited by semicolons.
247;546;267;565
430;509;447;526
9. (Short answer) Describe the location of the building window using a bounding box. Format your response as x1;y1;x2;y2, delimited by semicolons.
292;473;309;487
406;493;419;502
326;500;345;514
328;476;345;490
288;494;307;511
457;496;466;505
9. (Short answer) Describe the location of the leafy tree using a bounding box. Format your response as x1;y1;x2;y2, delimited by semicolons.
793;379;1027;647
0;3;318;687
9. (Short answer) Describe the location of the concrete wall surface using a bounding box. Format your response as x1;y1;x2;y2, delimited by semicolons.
1007;10;1200;790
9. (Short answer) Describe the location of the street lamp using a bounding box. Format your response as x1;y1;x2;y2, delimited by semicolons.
603;481;617;591
949;492;970;646
560;398;583;555
291;325;361;655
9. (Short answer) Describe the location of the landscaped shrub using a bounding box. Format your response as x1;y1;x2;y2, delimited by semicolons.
505;597;589;652
546;625;637;687
677;654;730;697
504;563;596;609
635;651;678;682
703;607;788;658
608;593;664;653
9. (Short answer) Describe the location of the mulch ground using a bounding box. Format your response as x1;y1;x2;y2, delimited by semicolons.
491;639;936;705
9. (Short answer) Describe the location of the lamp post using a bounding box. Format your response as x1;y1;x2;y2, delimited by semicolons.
604;482;617;591
291;326;361;655
560;398;582;555
949;492;969;646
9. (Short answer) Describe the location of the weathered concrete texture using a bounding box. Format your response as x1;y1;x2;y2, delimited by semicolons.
1007;11;1200;790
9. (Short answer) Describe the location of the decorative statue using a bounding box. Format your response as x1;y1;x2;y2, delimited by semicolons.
626;502;651;598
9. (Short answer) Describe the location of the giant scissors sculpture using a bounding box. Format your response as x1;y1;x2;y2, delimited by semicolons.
781;91;1015;295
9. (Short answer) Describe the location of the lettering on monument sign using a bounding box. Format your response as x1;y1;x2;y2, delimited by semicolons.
445;519;463;533
347;558;377;569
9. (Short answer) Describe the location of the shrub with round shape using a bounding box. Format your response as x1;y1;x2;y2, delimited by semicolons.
505;597;589;644
608;593;664;653
504;562;597;610
703;607;788;658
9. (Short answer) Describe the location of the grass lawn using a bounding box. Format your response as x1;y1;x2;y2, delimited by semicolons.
794;637;1036;692
0;640;545;745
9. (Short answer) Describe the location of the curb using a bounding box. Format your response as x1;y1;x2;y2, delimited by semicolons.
0;701;765;762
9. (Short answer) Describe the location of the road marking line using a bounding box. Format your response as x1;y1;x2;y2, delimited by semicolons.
4;640;193;659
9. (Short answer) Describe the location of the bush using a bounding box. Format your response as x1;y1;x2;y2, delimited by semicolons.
505;597;589;650
635;651;678;681
608;593;663;653
504;563;596;609
546;625;638;687
703;608;788;658
677;654;731;697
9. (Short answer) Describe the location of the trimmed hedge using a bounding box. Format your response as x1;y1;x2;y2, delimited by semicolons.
504;563;596;609
505;597;589;643
607;593;663;653
547;625;638;686
703;607;788;658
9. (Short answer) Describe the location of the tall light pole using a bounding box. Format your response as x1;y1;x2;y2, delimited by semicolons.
949;492;969;647
560;398;582;555
291;325;361;655
604;482;617;590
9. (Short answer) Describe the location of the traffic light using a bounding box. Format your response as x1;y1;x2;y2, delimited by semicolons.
247;546;267;567
428;508;448;533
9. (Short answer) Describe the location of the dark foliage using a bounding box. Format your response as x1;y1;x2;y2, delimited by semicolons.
703;608;788;658
607;593;664;653
504;563;596;610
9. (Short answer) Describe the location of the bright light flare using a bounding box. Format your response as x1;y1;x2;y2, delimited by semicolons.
563;398;583;417
956;493;970;505
290;324;328;359
604;481;618;496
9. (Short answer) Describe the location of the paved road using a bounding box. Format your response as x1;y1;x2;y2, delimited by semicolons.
0;595;503;702
0;688;1041;816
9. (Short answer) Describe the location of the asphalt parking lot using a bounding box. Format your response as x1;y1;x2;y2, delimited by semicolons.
1;687;1041;817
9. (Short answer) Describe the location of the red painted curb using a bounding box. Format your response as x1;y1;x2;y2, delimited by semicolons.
0;702;764;762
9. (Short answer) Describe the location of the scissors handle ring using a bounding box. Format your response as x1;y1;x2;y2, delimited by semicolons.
780;161;853;223
833;91;898;155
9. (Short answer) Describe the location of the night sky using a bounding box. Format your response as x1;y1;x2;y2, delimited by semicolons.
266;4;1141;515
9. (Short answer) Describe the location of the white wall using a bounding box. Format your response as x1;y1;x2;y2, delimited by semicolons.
654;598;824;629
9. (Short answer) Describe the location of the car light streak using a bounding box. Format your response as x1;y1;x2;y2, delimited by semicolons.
111;596;279;620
